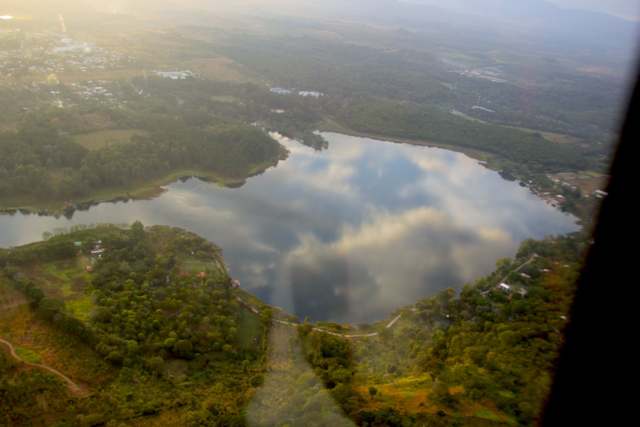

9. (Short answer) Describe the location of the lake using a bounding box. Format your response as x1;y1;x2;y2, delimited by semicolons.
0;132;578;323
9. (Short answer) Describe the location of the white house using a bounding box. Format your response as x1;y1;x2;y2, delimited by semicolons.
498;283;511;292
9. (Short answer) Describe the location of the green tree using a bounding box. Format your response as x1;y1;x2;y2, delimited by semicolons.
174;339;194;359
368;386;378;399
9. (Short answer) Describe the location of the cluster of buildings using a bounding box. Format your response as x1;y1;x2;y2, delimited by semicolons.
270;87;325;98
536;190;569;209
153;70;195;80
90;240;106;258
72;240;107;272
540;174;609;206
17;79;124;110
455;67;508;84
547;175;579;193
0;32;133;80
68;80;117;102
496;282;528;297
480;255;545;299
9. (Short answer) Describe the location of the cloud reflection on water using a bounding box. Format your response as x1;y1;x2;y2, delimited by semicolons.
0;132;578;322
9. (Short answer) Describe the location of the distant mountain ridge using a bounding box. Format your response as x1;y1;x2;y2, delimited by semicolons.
4;0;637;51
402;0;637;21
351;0;639;53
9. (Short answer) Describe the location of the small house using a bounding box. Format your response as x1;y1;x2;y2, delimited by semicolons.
498;283;511;292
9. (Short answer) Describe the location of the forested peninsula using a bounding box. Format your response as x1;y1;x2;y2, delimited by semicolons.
0;121;286;214
0;224;584;426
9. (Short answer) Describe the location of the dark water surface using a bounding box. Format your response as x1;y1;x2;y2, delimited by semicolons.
0;132;578;322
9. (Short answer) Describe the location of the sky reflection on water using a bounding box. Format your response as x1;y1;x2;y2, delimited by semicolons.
0;132;578;322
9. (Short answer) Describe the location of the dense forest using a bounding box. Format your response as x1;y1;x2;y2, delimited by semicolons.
219;31;621;145
336;99;597;173
0;223;585;426
0;224;270;425
0;61;605;221
0;226;585;426
0;117;285;209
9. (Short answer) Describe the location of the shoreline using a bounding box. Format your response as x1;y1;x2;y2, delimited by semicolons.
0;152;287;218
317;122;591;226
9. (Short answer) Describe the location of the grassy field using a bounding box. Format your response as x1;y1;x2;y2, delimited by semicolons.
22;258;96;321
180;258;221;274
0;277;26;310
25;68;147;84
446;111;581;146
66;294;95;322
237;308;264;351
187;57;263;83
15;346;42;363
72;129;149;151
354;376;435;414
503;125;583;145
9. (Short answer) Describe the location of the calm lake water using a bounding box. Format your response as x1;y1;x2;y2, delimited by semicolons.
0;132;578;322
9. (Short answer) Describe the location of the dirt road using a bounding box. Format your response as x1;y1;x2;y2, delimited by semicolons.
0;337;87;396
237;295;401;339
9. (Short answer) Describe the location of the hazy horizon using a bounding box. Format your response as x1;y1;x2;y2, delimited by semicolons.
2;0;638;21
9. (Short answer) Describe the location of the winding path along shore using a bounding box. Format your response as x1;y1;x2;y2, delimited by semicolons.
235;253;540;339
0;337;86;396
236;296;401;339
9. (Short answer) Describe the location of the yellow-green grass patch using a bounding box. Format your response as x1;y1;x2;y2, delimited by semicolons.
26;68;147;84
72;129;149;151
15;346;42;364
188;57;263;83
181;258;219;274
66;295;95;322
502;125;581;145
355;381;435;414
34;260;91;301
0;279;27;310
237;308;264;351
463;401;518;426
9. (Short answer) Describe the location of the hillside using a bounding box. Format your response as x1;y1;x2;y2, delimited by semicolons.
0;224;585;426
0;224;270;426
297;235;584;426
